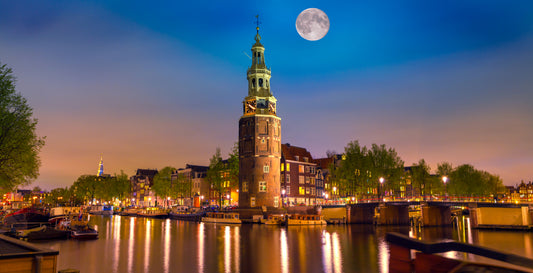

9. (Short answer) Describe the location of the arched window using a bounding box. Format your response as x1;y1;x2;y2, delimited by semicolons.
252;79;256;87
259;78;263;87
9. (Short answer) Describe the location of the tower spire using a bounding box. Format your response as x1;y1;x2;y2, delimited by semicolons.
254;15;261;43
97;155;104;177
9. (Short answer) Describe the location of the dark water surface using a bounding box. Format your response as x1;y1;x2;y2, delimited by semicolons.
33;215;533;273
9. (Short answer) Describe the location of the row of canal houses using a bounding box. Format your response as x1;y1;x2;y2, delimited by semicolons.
129;143;447;208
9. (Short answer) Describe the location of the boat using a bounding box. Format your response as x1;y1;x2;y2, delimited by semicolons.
48;206;82;226
202;212;241;224
263;214;286;225
14;225;70;241
119;207;141;216
88;205;114;216
57;213;98;240
3;207;49;227
169;207;205;222
137;207;169;219
286;214;326;226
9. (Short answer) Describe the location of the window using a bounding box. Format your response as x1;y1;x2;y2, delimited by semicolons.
242;182;248;192
286;176;290;183
299;176;305;184
286;186;290;194
295;156;299;161
286;163;290;172
303;157;308;162
306;187;310;194
299;165;305;173
274;196;279;208
299;187;305;195
310;178;315;185
281;164;284;172
259;181;267;192
251;197;256;207
259;78;263;87
252;79;256;87
263;165;269;173
305;177;310;184
311;188;316;196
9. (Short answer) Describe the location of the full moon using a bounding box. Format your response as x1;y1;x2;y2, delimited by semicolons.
296;8;330;41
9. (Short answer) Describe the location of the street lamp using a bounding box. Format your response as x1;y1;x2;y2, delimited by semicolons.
333;186;337;202
442;176;448;201
379;177;385;202
281;189;286;207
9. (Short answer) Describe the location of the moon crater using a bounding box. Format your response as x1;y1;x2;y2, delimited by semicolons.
296;8;330;41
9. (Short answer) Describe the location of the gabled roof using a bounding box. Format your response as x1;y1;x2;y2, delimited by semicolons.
281;143;313;162
313;157;334;169
185;164;209;172
135;169;158;177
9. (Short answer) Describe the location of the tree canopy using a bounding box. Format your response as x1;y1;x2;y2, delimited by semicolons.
0;63;45;192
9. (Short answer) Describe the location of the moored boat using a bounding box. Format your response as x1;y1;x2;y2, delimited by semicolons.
202;212;241;224
88;205;113;216
14;225;70;241
137;207;169;219
169;207;205;222
286;214;326;226
119;207;141;216
57;213;99;240
263;214;286;225
3;207;49;227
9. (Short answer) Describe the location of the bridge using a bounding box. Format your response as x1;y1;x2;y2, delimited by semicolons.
320;201;533;228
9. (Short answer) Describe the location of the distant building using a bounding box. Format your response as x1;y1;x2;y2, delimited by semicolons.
130;169;158;207
172;164;209;207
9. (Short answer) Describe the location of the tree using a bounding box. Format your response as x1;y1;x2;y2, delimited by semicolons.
366;143;404;198
72;175;99;203
152;166;176;207
111;170;131;203
227;143;239;193
409;159;435;199
0;63;45;191
206;148;224;207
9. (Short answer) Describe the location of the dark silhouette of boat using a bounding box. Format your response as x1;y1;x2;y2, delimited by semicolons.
3;208;49;227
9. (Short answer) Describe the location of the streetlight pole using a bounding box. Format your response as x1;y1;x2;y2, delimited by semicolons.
442;176;448;201
379;177;385;202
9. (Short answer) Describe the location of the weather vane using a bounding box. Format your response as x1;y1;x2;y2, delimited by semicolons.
255;14;261;33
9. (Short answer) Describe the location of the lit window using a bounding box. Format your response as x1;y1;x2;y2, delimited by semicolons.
274;196;279;208
299;176;305;184
251;197;256;207
299;187;305;195
299;165;305;173
286;163;290;172
286;186;290;194
306;187;310;194
281;164;285;172
259;181;267;192
264;165;269;173
243;182;248;192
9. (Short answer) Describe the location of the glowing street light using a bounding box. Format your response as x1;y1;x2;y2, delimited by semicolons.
281;189;286;207
379;177;385;202
442;176;448;201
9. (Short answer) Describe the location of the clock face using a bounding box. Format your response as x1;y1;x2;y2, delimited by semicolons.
245;100;256;114
268;102;276;114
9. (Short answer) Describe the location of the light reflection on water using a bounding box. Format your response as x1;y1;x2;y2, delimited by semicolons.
32;215;533;273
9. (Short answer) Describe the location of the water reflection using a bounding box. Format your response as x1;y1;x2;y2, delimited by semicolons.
32;215;533;273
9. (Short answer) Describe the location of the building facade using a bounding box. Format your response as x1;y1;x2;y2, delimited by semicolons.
239;26;281;208
172;164;209;207
130;169;158;207
280;144;321;206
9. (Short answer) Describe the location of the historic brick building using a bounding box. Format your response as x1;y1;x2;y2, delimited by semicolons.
239;26;281;208
172;164;208;207
280;144;320;206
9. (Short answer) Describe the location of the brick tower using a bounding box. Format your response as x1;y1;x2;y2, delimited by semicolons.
238;24;281;208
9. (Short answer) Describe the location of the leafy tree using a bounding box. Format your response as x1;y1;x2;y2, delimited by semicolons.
172;172;190;203
409;159;436;199
152;166;176;206
206;148;224;207
366;143;404;198
0;63;45;191
72;175;99;203
227;143;239;192
111;170;131;203
448;164;505;198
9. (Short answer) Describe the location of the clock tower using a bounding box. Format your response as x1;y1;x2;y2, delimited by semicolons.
238;25;281;208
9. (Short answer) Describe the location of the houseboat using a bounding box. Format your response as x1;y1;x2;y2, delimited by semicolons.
88;205;113;216
57;213;98;240
119;207;141;216
137;207;169;219
202;212;241;224
3;207;49;227
286;214;326;226
169;206;205;222
263;214;286;225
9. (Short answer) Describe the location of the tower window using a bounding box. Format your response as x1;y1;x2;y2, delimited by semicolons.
259;181;267;192
263;165;269;173
252;79;256;87
259;78;263;87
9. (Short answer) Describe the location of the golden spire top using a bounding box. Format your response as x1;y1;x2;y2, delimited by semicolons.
254;15;261;43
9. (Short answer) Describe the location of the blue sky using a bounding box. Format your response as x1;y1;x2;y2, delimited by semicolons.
1;0;532;189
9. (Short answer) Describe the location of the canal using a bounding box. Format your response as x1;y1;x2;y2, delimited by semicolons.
33;215;533;273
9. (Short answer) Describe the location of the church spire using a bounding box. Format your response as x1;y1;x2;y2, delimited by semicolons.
247;15;271;98
97;155;104;177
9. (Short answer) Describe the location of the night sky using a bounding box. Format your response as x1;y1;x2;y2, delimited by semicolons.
1;1;532;190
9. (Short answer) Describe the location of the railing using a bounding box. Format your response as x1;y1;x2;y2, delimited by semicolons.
386;232;533;270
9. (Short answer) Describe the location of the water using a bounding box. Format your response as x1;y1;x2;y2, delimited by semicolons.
33;215;533;273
